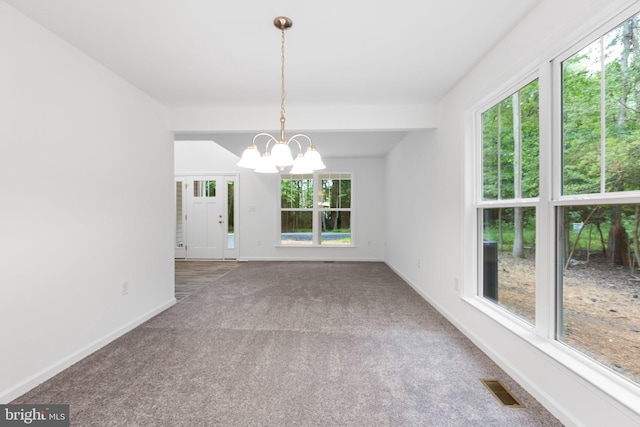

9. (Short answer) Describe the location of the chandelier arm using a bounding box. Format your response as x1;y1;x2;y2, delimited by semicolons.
286;137;304;154
287;133;314;147
253;133;279;152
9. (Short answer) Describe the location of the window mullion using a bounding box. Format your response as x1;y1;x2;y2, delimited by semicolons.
537;61;555;339
312;173;319;245
599;36;606;194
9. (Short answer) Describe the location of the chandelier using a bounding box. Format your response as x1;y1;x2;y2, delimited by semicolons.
237;16;325;174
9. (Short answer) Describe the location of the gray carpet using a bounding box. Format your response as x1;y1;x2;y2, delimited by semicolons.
14;262;562;426
175;260;240;301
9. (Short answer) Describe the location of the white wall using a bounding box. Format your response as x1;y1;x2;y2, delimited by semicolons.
175;141;386;261
385;0;640;425
175;140;243;174
0;3;174;402
240;156;386;261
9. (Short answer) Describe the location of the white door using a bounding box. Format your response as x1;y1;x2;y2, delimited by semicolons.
187;176;224;259
175;175;238;259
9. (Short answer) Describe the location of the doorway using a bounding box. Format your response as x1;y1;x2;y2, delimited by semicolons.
175;175;238;259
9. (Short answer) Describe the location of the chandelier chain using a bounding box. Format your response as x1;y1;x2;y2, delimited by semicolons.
280;28;286;123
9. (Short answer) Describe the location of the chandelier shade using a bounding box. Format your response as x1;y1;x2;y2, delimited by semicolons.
236;144;260;169
237;16;324;174
270;142;294;167
254;152;279;174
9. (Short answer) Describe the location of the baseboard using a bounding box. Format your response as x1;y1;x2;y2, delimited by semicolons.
238;257;385;262
0;298;176;404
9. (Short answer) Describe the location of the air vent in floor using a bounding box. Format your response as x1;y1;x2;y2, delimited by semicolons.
480;379;525;408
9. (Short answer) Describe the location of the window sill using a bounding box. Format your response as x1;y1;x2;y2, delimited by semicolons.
274;244;357;248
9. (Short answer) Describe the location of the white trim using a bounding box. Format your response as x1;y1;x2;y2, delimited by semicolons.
537;61;555;339
0;299;176;404
476;198;540;208
274;245;358;248
238;257;383;262
278;172;355;247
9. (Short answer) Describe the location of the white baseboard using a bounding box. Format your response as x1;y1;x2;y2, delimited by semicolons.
0;298;176;404
238;257;385;262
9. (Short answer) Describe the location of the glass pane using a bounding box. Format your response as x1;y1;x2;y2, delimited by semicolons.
193;180;216;197
482;104;499;200
562;41;602;195
175;182;183;248
227;181;235;249
562;14;640;195
481;207;536;324
207;180;216;197
605;15;640;193
281;176;313;209
520;80;540;199
482;80;539;200
281;211;313;245
320;211;351;245
558;204;640;385
321;176;351;209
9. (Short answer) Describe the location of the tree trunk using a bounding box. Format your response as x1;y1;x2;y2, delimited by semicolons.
633;204;640;269
607;205;629;266
512;92;524;258
513;208;525;258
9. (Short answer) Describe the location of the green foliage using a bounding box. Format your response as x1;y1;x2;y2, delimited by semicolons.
482;207;536;252
562;19;640;194
281;178;314;209
482;80;539;200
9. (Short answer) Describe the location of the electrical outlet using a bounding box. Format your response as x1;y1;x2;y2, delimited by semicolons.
454;277;460;292
122;281;129;296
257;240;262;246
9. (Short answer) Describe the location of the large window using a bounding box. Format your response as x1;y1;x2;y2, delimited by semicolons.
280;173;352;246
475;9;640;388
479;79;539;325
558;12;640;385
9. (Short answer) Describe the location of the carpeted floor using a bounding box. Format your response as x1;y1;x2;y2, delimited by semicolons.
174;260;240;300
13;262;562;426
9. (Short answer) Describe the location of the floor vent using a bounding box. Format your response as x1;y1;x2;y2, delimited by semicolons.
480;379;525;408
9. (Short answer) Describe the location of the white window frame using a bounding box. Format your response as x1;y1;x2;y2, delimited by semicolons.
278;172;354;247
472;72;542;327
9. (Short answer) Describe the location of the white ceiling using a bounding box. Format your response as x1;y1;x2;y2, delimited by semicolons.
5;0;540;157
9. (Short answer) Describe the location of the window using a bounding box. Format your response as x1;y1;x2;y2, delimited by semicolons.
280;173;353;246
320;174;352;245
281;174;314;245
473;8;640;388
558;12;640;385
193;180;216;197
478;79;539;325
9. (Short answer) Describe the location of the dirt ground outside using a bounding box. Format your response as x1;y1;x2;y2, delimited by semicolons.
495;250;640;385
